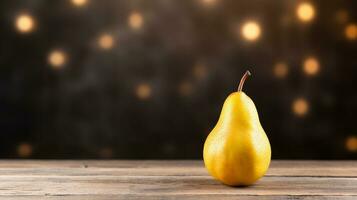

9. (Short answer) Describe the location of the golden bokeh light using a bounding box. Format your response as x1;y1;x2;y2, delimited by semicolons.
129;12;143;30
98;33;114;50
292;98;309;116
136;83;151;100
303;57;320;76
201;0;217;6
345;24;357;40
241;21;261;41
335;10;348;24
71;0;88;7
296;2;315;22
273;62;289;78
179;81;193;96
193;63;207;79
346;136;357;152
48;50;67;69
17;143;33;158
15;14;35;33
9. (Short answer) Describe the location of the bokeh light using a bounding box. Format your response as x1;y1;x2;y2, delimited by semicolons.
136;83;151;100
241;21;261;41
345;24;357;40
345;136;357;152
201;0;217;6
335;10;348;24
48;50;67;69
303;57;320;76
292;98;309;116
71;0;88;7
98;33;114;50
17;143;33;158
15;14;35;33
179;81;193;96
193;63;207;80
296;2;315;22
129;11;143;30
273;62;288;78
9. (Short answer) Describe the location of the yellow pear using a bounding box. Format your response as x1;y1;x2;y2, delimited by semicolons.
203;70;271;186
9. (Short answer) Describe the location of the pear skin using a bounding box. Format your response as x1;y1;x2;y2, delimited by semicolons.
203;71;271;186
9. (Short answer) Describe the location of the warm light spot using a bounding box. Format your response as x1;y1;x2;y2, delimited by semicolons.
303;57;320;76
15;14;35;33
193;63;207;79
335;10;348;24
98;33;114;50
241;21;261;41
296;2;315;22
346;136;357;152
136;83;151;100
48;50;67;69
71;0;88;7
292;98;309;116
201;0;217;6
179;81;193;96
129;12;143;30
17;143;32;158
345;24;357;40
273;62;288;78
99;148;113;158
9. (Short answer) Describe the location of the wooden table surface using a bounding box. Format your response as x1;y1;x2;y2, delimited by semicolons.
0;160;356;199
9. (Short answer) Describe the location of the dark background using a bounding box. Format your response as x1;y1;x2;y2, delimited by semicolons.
0;0;356;159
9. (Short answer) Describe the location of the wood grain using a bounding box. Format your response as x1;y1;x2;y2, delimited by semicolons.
0;160;355;199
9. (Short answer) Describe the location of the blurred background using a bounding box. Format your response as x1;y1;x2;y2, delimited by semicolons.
0;0;356;159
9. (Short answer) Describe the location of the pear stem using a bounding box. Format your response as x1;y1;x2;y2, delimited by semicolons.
237;70;251;92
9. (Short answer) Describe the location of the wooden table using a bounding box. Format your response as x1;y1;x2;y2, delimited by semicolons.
0;160;356;199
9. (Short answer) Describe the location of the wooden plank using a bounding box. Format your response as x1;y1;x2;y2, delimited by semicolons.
0;160;356;169
0;160;355;199
0;160;355;177
0;175;356;196
0;195;356;200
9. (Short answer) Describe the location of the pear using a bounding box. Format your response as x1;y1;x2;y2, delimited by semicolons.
203;70;271;186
